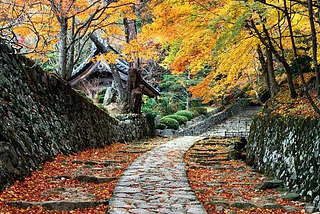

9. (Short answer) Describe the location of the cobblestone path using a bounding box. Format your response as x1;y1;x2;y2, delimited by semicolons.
107;136;207;214
203;106;261;138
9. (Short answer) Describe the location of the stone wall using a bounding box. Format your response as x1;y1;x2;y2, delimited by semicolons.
171;99;251;136
247;115;320;209
0;43;155;191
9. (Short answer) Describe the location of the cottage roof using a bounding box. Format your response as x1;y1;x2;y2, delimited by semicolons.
69;43;160;98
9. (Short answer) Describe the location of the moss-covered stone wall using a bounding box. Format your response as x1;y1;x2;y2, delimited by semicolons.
0;43;155;191
247;114;320;209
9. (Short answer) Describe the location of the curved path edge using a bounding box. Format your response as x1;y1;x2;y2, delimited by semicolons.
107;136;206;214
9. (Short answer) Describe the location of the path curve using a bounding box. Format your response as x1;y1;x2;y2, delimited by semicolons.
107;136;207;214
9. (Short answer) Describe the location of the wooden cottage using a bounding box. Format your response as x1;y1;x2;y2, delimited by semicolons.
69;44;160;98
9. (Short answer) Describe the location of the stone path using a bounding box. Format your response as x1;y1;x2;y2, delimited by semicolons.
2;140;167;212
203;106;261;138
107;136;207;214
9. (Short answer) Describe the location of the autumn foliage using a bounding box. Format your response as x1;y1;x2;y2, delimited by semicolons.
0;143;140;213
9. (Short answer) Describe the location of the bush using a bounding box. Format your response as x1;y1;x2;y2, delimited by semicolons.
175;110;194;120
189;109;200;117
98;94;104;103
97;87;107;96
163;115;188;124
155;123;167;130
190;107;207;115
159;117;179;130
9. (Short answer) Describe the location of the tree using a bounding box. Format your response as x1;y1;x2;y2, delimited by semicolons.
308;0;320;99
1;0;137;80
141;0;319;114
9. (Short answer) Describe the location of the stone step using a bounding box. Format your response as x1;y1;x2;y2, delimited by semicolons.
74;175;117;183
197;142;230;146
47;174;117;183
188;161;223;166
119;149;150;153
256;179;283;190
189;153;227;158
192;148;218;152
7;200;108;211
72;159;126;166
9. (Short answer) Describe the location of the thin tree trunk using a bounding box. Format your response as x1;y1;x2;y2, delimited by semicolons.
59;17;68;79
266;48;279;97
186;92;191;110
250;20;297;98
186;70;191;110
245;72;264;105
308;0;320;99
111;66;126;103
66;16;75;80
257;45;270;90
284;0;320;114
124;17;141;113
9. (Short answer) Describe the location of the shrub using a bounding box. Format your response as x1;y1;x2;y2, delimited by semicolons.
164;115;188;124
175;110;194;120
189;109;200;117
190;107;207;115
97;87;107;96
155;123;167;130
159;117;179;130
98;94;104;103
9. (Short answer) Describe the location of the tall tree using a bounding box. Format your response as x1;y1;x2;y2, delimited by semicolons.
308;0;320;99
283;0;320;114
1;0;138;80
124;15;143;113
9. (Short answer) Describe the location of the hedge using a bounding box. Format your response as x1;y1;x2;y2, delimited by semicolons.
175;110;194;120
163;115;188;124
159;117;179;130
155;123;167;130
190;107;207;115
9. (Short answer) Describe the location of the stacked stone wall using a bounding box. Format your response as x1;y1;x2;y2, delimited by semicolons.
172;99;251;136
247;115;320;209
0;43;155;191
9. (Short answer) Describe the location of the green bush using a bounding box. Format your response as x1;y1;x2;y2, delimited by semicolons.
97;87;107;96
155;123;167;130
159;117;179;130
98;94;104;103
190;107;207;115
175;110;194;120
189;109;200;117
164;115;188;124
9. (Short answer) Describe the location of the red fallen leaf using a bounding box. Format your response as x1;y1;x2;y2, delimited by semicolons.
0;142;148;214
185;138;305;214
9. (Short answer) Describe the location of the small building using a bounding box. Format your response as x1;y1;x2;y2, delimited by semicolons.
69;43;160;98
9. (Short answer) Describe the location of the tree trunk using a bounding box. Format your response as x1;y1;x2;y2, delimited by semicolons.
266;48;279;97
245;72;264;105
186;91;191;110
284;0;320;114
308;0;320;99
257;45;270;90
124;17;141;113
59;17;68;80
250;19;297;98
110;66;126;103
66;16;75;80
89;34;126;104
